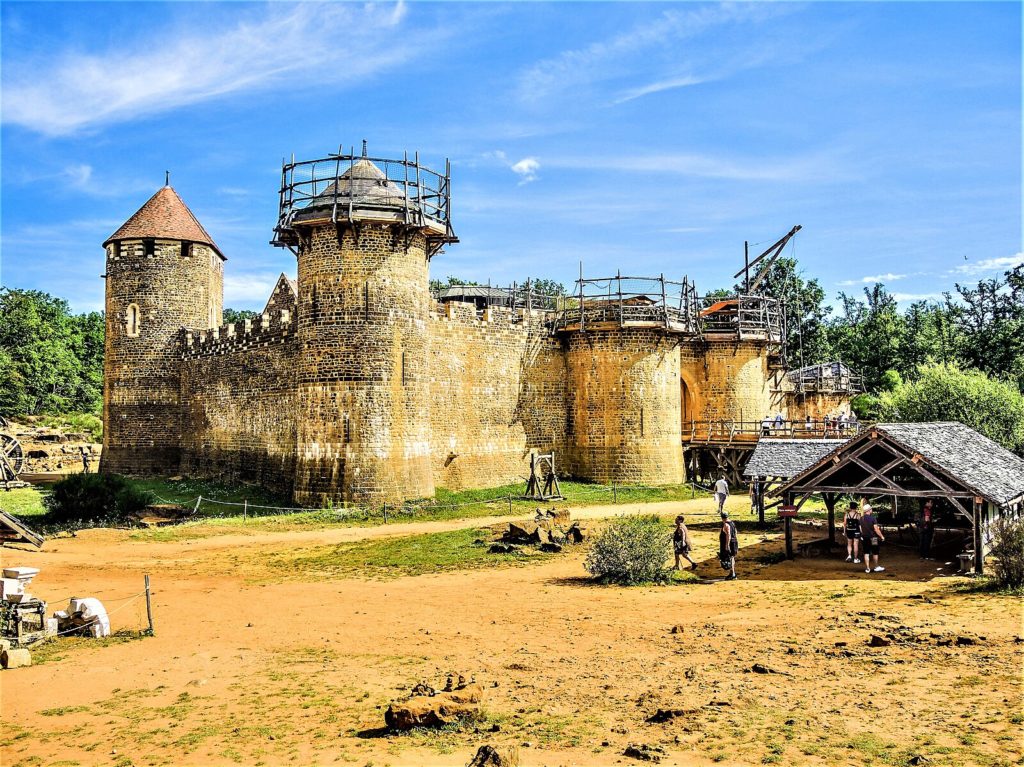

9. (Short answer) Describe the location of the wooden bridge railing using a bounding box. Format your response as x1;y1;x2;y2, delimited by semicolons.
681;419;863;445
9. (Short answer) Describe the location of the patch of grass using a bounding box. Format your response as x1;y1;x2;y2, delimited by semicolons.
268;526;558;580
17;412;103;442
1;485;47;517
29;630;150;666
40;705;91;717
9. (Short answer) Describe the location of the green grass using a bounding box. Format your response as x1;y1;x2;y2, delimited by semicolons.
0;485;47;517
267;525;559;579
29;630;150;665
14;412;103;442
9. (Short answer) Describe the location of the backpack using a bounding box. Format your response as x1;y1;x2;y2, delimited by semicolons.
729;520;739;556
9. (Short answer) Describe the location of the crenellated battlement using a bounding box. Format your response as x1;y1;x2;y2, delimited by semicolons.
180;308;297;358
430;300;552;331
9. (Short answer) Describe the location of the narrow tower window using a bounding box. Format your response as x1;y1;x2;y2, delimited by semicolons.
126;303;141;337
181;241;192;258
143;239;155;257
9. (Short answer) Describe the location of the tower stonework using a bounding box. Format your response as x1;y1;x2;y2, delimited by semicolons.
101;185;223;475
292;224;434;505
566;330;683;484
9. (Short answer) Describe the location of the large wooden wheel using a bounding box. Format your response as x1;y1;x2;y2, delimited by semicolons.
0;433;24;481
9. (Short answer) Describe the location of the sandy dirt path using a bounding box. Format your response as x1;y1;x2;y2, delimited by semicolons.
2;496;1021;767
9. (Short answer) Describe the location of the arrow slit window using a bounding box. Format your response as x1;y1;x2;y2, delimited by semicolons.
126;303;141;337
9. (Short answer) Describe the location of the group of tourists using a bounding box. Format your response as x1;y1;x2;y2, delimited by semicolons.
671;475;739;580
843;498;937;572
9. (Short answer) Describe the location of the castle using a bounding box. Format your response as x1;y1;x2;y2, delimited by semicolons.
100;145;856;506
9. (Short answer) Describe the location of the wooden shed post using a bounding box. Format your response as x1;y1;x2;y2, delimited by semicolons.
824;493;836;550
784;492;794;560
757;478;765;528
973;496;984;575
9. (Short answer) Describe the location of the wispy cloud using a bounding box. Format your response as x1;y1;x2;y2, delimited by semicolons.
3;3;416;136
837;272;907;286
516;4;797;106
952;253;1023;275
892;292;943;303
223;272;281;306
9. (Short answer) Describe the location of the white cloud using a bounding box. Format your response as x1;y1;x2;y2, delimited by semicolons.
516;4;796;105
952;253;1024;275
612;74;712;105
3;3;417;136
837;273;907;286
892;292;943;303
510;157;541;184
223;272;280;305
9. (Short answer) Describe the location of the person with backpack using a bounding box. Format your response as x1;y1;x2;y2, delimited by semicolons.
860;503;886;573
672;515;697;571
719;511;739;580
843;501;862;564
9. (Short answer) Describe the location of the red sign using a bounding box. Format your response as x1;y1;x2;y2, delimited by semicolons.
779;505;798;518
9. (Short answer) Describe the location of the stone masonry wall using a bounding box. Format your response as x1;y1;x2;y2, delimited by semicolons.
565;329;684;485
293;224;434;506
102;239;221;475
179;317;298;492
428;302;567;491
680;340;773;429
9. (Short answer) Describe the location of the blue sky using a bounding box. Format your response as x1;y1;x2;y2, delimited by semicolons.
1;1;1020;314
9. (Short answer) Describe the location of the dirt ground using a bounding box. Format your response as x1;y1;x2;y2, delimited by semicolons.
2;496;1022;767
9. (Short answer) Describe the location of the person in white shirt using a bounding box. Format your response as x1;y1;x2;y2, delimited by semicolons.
714;476;729;513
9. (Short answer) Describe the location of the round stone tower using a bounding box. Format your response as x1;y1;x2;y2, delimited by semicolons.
558;276;696;485
273;145;456;506
100;183;224;475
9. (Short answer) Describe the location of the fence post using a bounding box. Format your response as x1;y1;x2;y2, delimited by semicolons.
243;499;247;522
383;502;388;524
144;574;154;636
194;495;202;515
613;483;617;504
508;494;513;515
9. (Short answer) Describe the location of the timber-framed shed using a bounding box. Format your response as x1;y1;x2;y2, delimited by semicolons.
775;422;1024;573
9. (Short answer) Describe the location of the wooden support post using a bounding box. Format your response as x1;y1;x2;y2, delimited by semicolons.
613;483;617;504
973;497;984;575
383;503;388;524
825;493;836;550
785;517;794;560
757;479;765;527
144;574;154;636
243;499;247;522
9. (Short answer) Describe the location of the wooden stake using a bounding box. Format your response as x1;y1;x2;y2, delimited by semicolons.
383;503;388;524
144;574;154;636
243;499;247;522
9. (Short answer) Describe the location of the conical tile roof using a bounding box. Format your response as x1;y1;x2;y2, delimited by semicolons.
313;158;407;208
105;185;223;257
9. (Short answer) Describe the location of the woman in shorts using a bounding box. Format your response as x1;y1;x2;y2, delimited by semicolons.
843;501;862;564
673;515;697;570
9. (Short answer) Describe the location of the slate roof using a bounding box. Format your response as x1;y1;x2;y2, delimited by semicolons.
874;422;1024;506
105;186;223;257
312;158;407;209
743;439;848;480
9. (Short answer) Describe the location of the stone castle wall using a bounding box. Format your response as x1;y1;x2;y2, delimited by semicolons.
178;311;299;490
102;239;222;475
428;302;567;491
680;340;773;428
292;225;434;506
565;329;684;485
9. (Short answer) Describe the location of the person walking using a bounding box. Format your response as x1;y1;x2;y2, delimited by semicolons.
749;479;760;515
673;515;697;571
714;475;729;513
860;503;885;573
843;501;862;563
918;500;935;559
719;511;738;580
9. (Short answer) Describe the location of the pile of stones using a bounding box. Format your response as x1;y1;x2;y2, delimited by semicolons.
488;508;587;554
384;674;484;731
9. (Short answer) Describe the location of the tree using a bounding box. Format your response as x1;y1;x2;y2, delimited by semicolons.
222;308;258;324
0;288;101;416
740;257;833;369
828;284;907;390
878;363;1024;455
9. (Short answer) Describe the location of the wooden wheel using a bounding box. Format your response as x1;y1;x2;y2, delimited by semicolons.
0;433;24;479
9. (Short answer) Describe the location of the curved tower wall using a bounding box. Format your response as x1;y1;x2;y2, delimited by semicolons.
101;239;222;474
566;329;683;485
293;224;434;506
679;340;773;426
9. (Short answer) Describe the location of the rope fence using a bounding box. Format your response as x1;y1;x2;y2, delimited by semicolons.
156;480;718;524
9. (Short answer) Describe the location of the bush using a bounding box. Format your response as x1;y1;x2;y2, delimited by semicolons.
44;473;155;526
989;517;1024;590
584;514;671;585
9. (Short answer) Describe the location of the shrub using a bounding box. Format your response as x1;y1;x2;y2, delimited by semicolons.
44;473;154;526
989;517;1024;590
584;514;671;585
